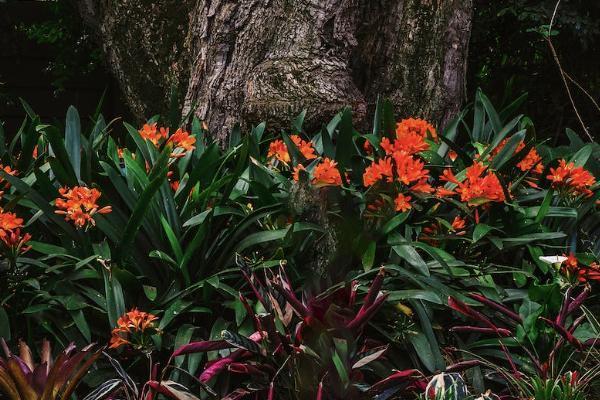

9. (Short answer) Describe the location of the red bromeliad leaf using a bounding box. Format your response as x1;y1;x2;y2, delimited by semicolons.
199;350;248;383
198;331;265;382
446;359;482;372
566;286;590;316
228;362;268;376
352;345;388;369
362;267;385;310
316;381;324;400
467;293;522;323
148;380;200;400
447;297;495;328
540;317;583;350
268;382;275;400
370;369;422;393
346;292;388;330
172;340;232;357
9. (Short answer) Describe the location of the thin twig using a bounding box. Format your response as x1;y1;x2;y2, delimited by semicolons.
546;0;594;141
564;71;600;113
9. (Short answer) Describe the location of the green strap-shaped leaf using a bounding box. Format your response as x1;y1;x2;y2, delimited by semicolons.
44;125;78;186
116;170;168;262
335;107;357;169
490;130;526;170
65;106;82;181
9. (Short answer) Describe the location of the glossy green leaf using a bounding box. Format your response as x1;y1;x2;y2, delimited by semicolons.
65;106;82;181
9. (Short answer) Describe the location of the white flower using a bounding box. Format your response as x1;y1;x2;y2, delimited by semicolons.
539;255;568;265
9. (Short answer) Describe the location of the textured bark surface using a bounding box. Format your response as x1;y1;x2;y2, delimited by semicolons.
78;0;193;118
80;0;472;141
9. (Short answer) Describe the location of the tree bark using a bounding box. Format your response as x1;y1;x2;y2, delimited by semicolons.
80;0;472;141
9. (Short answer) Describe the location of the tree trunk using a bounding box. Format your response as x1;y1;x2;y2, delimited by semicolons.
80;0;472;141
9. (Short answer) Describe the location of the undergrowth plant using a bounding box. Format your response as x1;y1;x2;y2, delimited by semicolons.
0;90;598;398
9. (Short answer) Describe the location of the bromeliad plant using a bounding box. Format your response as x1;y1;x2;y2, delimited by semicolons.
170;258;425;399
0;339;100;400
446;286;600;398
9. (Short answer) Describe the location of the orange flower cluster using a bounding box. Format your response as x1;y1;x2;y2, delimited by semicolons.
362;118;438;213
268;135;317;164
0;210;23;234
516;147;544;174
139;123;168;146
420;215;467;244
561;253;600;283
363;144;430;187
167;128;196;156
491;138;544;187
139;123;196;157
363;158;394;186
393;151;429;186
547;159;596;197
380;133;429;156
268;140;290;164
55;186;112;228
0;209;31;254
312;158;342;186
441;162;506;205
394;193;412;212
395;118;437;141
109;308;159;349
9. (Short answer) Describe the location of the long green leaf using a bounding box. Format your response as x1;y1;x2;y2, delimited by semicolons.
65;106;82;181
116;171;168;262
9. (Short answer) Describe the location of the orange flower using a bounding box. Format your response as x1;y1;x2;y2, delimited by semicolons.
0;210;23;232
363;158;394;187
170;180;180;192
138;123;167;146
440;168;459;184
312;158;342;186
363;140;373;155
582;262;600;282
447;150;458;162
394;193;412;212
396;118;437;141
455;162;506;205
268;139;290;164
291;135;317;160
410;179;434;194
168;128;196;154
559;253;599;283
393;152;429;185
547;159;596;197
517;147;544;173
547;160;571;184
0;228;32;255
109;308;159;349
465;161;487;181
268;135;316;164
381;133;429;156
450;216;466;235
435;186;455;198
292;164;306;182
0;165;17;189
55;186;112;228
